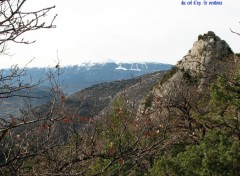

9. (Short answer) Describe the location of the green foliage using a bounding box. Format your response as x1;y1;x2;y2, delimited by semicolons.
210;76;240;108
151;67;240;176
104;95;134;147
198;34;204;40
86;158;112;175
86;96;137;174
160;66;179;85
207;69;240;137
182;70;198;84
151;130;240;176
144;93;154;110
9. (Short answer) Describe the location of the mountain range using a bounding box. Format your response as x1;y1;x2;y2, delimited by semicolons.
22;62;172;94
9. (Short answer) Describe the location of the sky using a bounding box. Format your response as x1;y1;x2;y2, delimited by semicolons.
0;0;240;68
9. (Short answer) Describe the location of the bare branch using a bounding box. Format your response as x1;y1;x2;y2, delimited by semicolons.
230;28;240;36
0;0;56;53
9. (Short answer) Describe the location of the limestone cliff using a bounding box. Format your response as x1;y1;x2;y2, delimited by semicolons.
137;31;239;144
176;31;237;88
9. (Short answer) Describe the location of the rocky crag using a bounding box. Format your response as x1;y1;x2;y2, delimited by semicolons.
137;31;240;144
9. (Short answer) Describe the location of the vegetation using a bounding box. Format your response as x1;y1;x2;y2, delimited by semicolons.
151;67;240;176
151;130;240;176
160;66;178;85
0;1;240;175
182;70;198;84
144;93;154;110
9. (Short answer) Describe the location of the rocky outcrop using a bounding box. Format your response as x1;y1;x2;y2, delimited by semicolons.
179;31;233;71
137;31;240;144
176;31;238;88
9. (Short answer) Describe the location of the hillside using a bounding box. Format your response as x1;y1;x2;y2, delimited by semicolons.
64;70;167;118
0;86;53;118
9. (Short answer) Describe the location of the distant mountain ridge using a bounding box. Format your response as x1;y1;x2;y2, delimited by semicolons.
18;62;172;94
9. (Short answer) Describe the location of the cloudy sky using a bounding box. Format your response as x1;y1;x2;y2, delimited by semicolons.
1;0;240;68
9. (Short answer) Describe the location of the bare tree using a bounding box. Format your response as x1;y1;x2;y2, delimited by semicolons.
0;0;59;174
0;0;56;54
0;0;56;128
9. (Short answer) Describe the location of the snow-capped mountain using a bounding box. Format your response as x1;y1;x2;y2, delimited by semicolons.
15;62;172;94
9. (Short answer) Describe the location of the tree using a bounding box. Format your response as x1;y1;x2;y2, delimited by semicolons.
150;67;240;176
0;0;56;54
0;0;58;174
150;130;240;176
32;95;169;175
0;0;57;137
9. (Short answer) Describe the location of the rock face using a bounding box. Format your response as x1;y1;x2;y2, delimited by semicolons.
137;31;239;143
177;31;236;84
140;31;238;109
181;31;233;71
